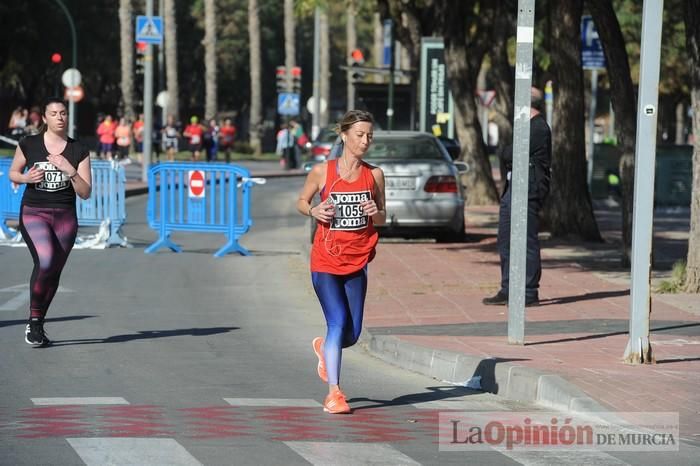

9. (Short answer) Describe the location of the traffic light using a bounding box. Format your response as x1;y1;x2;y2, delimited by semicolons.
350;48;365;82
291;66;301;93
276;66;286;93
50;52;62;95
135;42;146;75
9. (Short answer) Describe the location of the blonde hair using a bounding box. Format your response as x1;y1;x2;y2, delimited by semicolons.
335;110;374;134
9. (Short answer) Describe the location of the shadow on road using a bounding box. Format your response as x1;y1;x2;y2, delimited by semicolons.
50;326;239;346
0;315;96;328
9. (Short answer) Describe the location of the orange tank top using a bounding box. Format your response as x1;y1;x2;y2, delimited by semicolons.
310;159;379;274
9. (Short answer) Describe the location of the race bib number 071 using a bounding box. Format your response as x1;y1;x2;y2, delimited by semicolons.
34;161;70;192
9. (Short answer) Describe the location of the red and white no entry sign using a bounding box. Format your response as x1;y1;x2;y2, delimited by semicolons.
188;170;205;198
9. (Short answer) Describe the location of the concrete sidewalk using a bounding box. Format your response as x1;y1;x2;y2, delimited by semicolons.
362;205;700;446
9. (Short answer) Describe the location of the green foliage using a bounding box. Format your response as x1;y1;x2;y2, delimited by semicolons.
655;260;687;293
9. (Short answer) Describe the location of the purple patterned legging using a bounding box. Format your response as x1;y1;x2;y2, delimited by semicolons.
19;205;77;320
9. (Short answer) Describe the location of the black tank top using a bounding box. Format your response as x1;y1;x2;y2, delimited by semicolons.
19;134;89;208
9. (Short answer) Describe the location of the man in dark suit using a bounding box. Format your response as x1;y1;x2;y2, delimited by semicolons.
483;87;551;307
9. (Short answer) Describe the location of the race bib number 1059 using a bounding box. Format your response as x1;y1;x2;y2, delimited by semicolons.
329;190;370;231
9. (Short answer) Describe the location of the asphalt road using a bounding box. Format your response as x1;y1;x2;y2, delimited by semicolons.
1;177;698;465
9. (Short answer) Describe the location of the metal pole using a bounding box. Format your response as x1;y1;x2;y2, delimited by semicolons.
158;0;165;126
387;21;395;131
507;0;535;345
142;0;155;182
312;7;321;140
544;80;553;129
587;68;598;189
53;0;77;138
623;0;664;364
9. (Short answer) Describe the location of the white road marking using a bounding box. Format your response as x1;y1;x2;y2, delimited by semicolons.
0;284;73;311
67;438;202;466
411;399;511;411
285;442;420;465
501;450;629;465
31;397;129;405
223;398;322;407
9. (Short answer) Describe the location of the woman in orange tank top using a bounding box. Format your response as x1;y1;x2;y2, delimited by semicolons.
297;110;386;414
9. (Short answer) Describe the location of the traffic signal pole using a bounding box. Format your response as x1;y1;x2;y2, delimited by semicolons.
53;0;77;138
142;0;155;182
386;19;394;131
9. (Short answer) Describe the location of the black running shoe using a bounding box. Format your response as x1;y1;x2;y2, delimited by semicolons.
25;321;51;347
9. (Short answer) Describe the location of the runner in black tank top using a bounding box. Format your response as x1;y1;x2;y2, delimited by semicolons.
8;98;92;347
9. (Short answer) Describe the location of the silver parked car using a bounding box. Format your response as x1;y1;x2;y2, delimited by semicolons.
365;131;467;242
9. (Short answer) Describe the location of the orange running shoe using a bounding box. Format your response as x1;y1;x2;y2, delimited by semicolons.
323;390;351;414
312;337;328;382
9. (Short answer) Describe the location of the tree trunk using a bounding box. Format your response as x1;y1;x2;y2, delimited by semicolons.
346;0;357;110
488;0;515;187
589;0;638;262
164;0;179;121
119;0;135;120
248;0;262;154
437;0;498;205
372;13;384;84
544;0;602;240
284;0;295;92
203;0;217;119
675;101;685;145
319;9;330;127
684;0;700;292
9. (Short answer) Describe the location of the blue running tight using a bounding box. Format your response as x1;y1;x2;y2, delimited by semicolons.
311;268;368;385
19;206;77;320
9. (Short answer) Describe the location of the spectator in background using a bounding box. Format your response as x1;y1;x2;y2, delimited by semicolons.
96;115;116;160
161;115;180;161
483;87;551;308
218;118;237;163
114;117;131;162
183;116;204;161
203;118;219;162
25;107;42;135
8;107;28;139
276;122;296;169
132;114;145;162
152;118;163;162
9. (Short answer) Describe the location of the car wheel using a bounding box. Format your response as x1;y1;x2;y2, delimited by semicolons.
435;229;465;243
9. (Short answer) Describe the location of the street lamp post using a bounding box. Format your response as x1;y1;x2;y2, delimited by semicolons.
53;0;78;138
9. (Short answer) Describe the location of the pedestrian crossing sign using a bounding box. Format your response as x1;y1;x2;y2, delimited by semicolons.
136;15;163;45
278;93;300;116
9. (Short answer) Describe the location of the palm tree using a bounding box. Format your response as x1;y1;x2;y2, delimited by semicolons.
346;0;357;109
684;0;700;291
248;0;262;154
164;0;179;120
119;0;135;120
319;8;330;126
284;0;295;92
203;0;217;119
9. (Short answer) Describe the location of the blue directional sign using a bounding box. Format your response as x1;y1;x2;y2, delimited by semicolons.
136;15;163;45
278;92;300;116
581;15;606;69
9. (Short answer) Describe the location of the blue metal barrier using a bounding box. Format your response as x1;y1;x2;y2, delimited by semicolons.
77;160;127;245
145;162;255;257
0;158;126;244
0;158;25;237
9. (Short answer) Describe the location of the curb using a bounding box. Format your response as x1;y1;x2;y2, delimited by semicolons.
361;331;611;416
